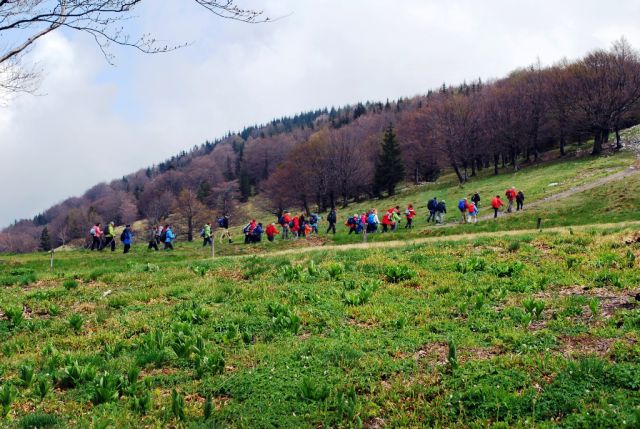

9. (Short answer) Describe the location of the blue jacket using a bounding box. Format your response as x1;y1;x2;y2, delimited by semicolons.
165;228;175;243
122;229;134;245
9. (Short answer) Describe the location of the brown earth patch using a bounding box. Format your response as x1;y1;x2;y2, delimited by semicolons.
213;267;245;282
534;286;639;318
558;335;618;357
70;302;98;313
623;232;640;244
363;417;387;429
414;342;504;365
289;235;330;248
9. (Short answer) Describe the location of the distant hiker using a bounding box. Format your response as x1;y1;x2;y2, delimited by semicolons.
164;225;176;250
516;190;525;211
326;208;337;234
491;195;504;218
467;201;478;224
202;222;212;247
121;225;134;254
405;204;416;229
435;200;447;224
346;213;359;234
103;221;116;251
217;215;233;244
309;213;320;234
298;214;307;238
281;211;292;239
243;219;257;244
252;223;264;243
155;225;163;244
471;192;481;208
367;209;379;233
381;208;393;233
427;197;438;223
458;198;469;223
291;215;301;238
266;223;279;242
505;187;516;213
89;222;103;250
391;206;401;231
148;225;159;251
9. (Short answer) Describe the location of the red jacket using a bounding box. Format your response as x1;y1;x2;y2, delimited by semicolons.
291;217;300;231
266;224;279;237
492;197;504;209
406;208;416;219
467;202;476;214
282;214;291;226
506;189;516;201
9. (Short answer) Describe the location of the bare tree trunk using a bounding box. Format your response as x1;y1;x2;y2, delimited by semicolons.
493;154;499;175
452;163;464;184
615;126;622;150
511;148;519;171
187;216;193;242
559;131;566;156
591;130;603;156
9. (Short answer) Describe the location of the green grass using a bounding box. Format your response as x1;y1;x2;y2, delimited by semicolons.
0;221;639;427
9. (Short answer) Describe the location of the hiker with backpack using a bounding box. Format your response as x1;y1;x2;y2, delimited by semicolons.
217;215;233;244
243;219;257;244
201;222;213;247
298;214;307;238
505;187;516;213
148;225;159;251
516;190;525;211
367;209;379;233
391;206;401;231
266;223;279;242
155;225;163;244
89;223;103;250
121;225;134;254
435;200;447;224
346;213;359;234
405;204;416;229
326;208;337;234
458;198;469;223
467;201;478;224
291;215;301;238
252;223;264;243
281;211;292;239
471;192;481;208
164;225;176;250
309;213;320;234
491;195;504;218
427;197;437;222
381;208;393;232
103;221;116;251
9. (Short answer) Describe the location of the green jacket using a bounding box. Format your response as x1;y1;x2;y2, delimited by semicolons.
391;212;401;223
204;224;212;238
105;224;115;238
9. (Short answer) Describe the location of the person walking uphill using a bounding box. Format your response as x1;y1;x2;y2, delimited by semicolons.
202;222;212;247
405;204;416;229
491;195;504;218
427;197;437;223
103;221;116;251
266;223;279;242
89;223;103;250
435;200;447;224
121;225;134;254
458;198;469;224
505;187;516;213
326;208;337;234
147;225;159;251
516;190;525;211
164;225;176;250
471;192;481;208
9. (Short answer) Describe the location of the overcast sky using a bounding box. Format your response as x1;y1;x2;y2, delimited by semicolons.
1;0;640;228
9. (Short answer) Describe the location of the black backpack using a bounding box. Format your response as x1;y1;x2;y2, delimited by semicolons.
328;211;336;223
120;230;126;242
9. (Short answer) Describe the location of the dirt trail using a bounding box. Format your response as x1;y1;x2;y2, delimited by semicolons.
229;220;640;258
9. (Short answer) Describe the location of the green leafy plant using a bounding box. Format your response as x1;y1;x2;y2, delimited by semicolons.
588;298;600;318
171;323;196;359
447;338;459;371
68;313;83;332
4;306;24;329
33;376;50;401
327;263;344;280
203;392;213;420
55;360;95;389
625;249;636;268
455;256;486;273
136;329;169;368
171;389;186;421
279;264;305;282
491;261;525;278
0;384;17;417
523;298;545;320
300;376;330;401
91;372;120;405
62;279;78;290
177;301;210;325
384;264;416;283
343;282;379;306
335;386;358;423
307;260;321;277
130;391;152;415
18;363;35;387
267;303;301;334
18;412;58;428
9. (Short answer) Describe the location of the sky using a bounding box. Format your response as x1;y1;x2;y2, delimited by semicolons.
1;0;640;228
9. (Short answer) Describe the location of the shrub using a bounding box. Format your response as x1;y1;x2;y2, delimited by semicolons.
507;241;521;252
63;279;78;290
384;265;416;283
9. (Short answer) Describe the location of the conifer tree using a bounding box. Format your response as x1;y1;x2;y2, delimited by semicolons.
373;124;405;197
39;227;52;252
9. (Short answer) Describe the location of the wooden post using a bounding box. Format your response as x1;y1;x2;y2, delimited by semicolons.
211;235;215;259
49;250;54;269
363;225;367;243
536;218;542;230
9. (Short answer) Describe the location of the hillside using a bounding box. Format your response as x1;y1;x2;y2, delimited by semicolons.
0;144;640;427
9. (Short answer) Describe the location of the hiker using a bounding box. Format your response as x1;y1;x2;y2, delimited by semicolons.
505;187;516;213
164;225;176;250
471;192;481;208
326;208;337;234
155;225;163;244
291;215;301;238
89;223;103;250
391;206;401;231
202;222;212;247
147;225;159;251
491;195;504;218
381;208;393;233
252;223;264;243
243;219;257;244
266;223;279;242
405;204;416;229
516;190;525;211
346;213;358;234
467;201;478;224
435;200;447;224
121;225;134;254
298;214;307;238
303;222;313;237
367;209;379;233
458;198;469;223
309;213;320;234
281;211;291;240
103;221;116;251
217;215;233;243
427;197;437;223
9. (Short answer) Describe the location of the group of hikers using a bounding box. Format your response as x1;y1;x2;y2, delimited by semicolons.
86;186;525;253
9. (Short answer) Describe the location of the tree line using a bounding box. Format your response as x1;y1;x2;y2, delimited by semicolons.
3;39;640;253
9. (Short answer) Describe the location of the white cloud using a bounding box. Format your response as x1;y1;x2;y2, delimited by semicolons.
1;0;640;227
